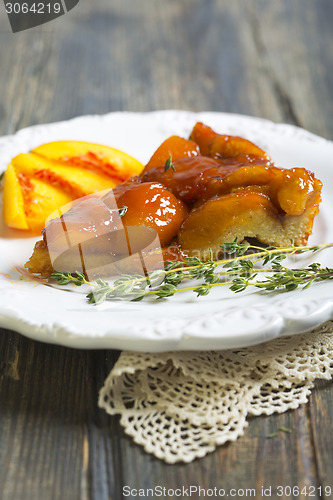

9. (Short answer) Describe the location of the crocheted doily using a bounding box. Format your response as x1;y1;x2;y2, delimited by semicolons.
99;321;333;464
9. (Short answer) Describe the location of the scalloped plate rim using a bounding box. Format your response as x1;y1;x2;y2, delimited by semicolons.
1;110;333;351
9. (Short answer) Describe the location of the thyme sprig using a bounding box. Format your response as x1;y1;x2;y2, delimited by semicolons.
50;271;91;286
50;240;333;304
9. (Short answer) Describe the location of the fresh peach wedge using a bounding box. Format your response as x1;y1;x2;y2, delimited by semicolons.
2;141;144;232
12;153;119;198
22;176;75;233
33;141;143;181
2;163;29;230
2;161;74;232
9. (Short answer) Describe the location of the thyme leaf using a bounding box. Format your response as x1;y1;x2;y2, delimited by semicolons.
164;155;175;172
51;241;333;304
50;271;88;286
109;205;127;217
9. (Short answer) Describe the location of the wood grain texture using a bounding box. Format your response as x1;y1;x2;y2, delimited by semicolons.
0;0;333;499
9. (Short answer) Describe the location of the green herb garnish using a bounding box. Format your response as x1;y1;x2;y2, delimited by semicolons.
109;205;127;217
51;240;333;304
50;271;90;286
164;155;175;172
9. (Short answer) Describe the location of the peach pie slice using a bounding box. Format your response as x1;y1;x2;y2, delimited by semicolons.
25;122;322;278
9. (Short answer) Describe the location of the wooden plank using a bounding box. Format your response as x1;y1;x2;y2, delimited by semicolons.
309;380;333;496
0;331;86;499
0;0;332;137
0;331;127;499
252;0;333;139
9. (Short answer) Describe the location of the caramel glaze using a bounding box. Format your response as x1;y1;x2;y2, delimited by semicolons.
108;153;321;262
141;155;271;206
142;155;320;216
115;181;189;247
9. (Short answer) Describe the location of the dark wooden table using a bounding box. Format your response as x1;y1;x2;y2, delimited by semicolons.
1;1;333;499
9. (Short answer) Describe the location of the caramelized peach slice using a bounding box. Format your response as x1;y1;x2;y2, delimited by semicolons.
116;182;189;246
225;165;322;216
143;136;199;172
190;122;219;156
277;168;322;216
224;164;282;188
209;135;270;161
143;158;282;206
143;156;230;204
190;122;270;162
178;190;311;257
224;164;283;209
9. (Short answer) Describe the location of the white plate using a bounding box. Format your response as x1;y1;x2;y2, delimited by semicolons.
1;110;333;351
